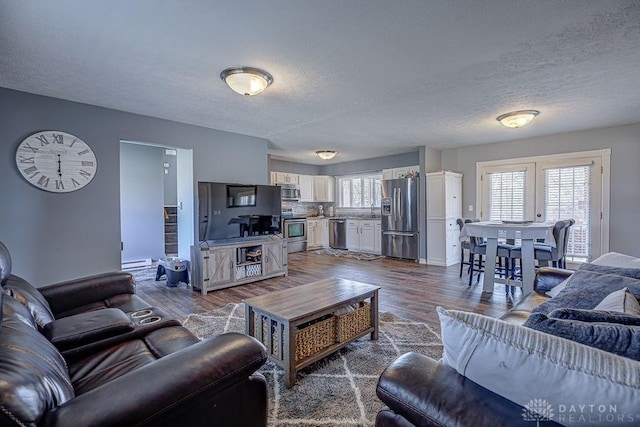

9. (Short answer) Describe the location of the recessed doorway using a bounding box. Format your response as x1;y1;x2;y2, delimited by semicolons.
120;141;194;269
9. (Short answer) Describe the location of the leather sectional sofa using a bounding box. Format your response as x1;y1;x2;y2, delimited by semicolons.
0;241;268;427
376;253;640;427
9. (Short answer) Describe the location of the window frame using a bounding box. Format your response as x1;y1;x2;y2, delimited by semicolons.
335;172;383;210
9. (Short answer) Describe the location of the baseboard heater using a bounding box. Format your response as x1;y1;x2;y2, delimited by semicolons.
121;258;153;269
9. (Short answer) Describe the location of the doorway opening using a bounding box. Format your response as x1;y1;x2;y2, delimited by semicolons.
119;141;194;269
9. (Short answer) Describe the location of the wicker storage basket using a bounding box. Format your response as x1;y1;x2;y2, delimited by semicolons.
336;301;372;342
255;315;338;362
294;316;337;362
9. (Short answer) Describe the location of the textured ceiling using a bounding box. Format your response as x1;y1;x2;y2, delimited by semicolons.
1;1;639;165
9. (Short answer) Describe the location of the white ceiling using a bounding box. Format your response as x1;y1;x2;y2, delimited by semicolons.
1;1;639;165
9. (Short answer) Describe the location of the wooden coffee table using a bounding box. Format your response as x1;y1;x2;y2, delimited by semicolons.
244;278;380;387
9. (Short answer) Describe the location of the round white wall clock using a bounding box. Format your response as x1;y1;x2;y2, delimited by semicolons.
15;131;97;193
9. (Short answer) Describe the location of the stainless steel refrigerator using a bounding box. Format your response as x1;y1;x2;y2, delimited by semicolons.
381;177;419;260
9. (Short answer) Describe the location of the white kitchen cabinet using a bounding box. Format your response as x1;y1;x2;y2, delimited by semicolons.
426;171;463;266
382;165;420;180
346;219;378;253
346;220;360;251
446;225;460;266
359;220;376;253
299;174;314;202
306;218;329;250
318;219;329;247
273;172;299;185
374;222;382;254
313;176;334;202
307;219;318;249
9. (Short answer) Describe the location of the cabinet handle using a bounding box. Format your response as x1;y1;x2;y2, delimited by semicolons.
229;260;233;269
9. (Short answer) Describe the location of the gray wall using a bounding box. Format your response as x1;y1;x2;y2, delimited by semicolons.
0;88;269;285
269;158;321;175
441;122;640;257
120;143;165;262
320;152;420;176
271;152;421;177
163;150;178;205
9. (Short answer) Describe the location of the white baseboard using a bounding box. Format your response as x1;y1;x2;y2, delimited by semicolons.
121;258;152;269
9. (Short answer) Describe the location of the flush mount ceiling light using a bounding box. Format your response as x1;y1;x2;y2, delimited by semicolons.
496;110;540;128
316;150;338;160
220;67;273;96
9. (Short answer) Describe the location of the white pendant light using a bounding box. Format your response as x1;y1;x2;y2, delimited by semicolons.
316;150;338;160
220;67;273;96
496;110;540;128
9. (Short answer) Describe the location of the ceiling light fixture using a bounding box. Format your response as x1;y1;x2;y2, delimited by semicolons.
220;67;273;96
496;110;540;128
316;150;338;160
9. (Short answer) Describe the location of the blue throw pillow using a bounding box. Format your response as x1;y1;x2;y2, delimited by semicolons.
530;269;640;316
549;308;640;326
577;262;640;279
525;312;640;361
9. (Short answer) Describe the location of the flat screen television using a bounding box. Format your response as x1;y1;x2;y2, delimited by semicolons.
198;182;281;242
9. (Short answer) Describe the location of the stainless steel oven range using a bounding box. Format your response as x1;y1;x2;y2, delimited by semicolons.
282;217;307;253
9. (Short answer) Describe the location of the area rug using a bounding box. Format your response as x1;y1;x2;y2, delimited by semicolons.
183;303;443;427
314;248;384;261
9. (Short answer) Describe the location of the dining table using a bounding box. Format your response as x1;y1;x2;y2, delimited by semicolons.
459;221;556;294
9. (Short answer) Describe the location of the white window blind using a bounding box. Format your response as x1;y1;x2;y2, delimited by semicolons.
544;165;591;262
337;174;382;208
487;171;526;221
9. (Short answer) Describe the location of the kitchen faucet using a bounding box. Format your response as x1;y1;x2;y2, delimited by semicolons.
371;203;375;217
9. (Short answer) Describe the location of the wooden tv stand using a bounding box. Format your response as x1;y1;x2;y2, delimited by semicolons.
190;235;287;295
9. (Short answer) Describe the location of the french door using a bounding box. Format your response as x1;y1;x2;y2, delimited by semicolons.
535;158;601;262
478;150;609;263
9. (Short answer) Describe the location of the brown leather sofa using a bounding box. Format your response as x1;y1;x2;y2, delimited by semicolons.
0;241;268;427
375;268;572;427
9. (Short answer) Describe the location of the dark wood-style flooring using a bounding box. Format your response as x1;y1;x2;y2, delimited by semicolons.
137;251;524;331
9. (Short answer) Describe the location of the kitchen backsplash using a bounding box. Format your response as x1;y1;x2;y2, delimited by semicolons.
282;201;382;218
282;201;335;217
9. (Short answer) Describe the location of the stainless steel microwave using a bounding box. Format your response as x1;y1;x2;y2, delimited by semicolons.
279;184;300;201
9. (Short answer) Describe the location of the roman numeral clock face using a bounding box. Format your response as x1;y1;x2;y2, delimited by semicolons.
15;131;97;193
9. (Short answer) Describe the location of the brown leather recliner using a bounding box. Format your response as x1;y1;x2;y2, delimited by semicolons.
0;241;269;426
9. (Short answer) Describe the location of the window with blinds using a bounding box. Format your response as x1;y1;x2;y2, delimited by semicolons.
337;174;382;208
544;165;591;262
487;170;526;221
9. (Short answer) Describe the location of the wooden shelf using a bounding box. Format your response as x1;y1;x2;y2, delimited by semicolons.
238;261;261;267
164;206;178;256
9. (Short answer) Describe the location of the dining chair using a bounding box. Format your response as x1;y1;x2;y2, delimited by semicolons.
457;219;472;278
509;219;575;279
534;219;575;268
461;219;512;287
